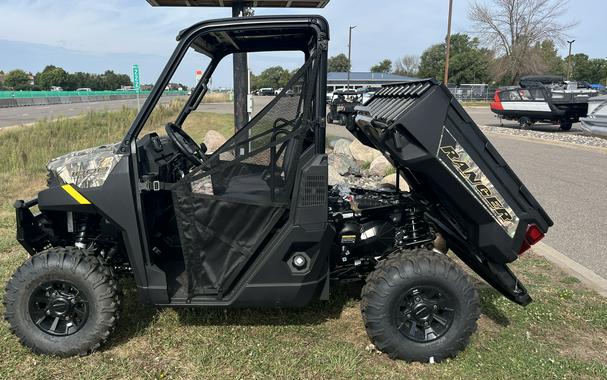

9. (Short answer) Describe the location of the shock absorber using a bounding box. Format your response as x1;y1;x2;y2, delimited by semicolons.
73;214;95;249
397;207;431;247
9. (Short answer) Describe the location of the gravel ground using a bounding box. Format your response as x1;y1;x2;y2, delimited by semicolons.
479;124;607;149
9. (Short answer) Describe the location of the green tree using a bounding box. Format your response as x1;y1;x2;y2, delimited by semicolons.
418;34;492;85
538;40;565;76
35;65;69;90
370;59;392;73
328;54;351;72
4;69;31;90
251;66;292;90
570;54;607;84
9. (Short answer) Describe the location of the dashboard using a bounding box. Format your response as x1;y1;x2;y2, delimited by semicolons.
137;133;192;184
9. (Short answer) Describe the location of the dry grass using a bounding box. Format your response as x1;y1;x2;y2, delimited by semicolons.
202;92;232;104
0;105;606;379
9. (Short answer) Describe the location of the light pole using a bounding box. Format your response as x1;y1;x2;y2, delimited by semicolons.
444;0;454;86
567;40;575;80
347;25;356;90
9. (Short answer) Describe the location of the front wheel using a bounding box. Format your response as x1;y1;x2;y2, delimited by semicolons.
361;249;480;362
4;247;121;357
326;112;333;124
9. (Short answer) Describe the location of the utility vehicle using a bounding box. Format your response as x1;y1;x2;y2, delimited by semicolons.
326;89;361;126
5;15;552;362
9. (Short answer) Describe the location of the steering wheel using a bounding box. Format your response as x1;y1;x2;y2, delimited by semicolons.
165;122;207;166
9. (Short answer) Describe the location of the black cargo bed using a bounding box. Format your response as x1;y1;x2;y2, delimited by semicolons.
352;79;553;305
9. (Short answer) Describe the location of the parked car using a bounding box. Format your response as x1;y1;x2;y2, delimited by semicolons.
259;87;274;96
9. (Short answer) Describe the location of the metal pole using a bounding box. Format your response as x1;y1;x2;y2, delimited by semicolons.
233;2;249;133
444;0;453;85
567;40;575;80
347;26;356;90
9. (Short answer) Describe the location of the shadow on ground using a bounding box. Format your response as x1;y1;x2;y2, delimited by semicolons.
104;276;513;352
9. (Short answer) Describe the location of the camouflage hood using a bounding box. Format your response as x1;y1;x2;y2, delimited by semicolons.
47;143;122;189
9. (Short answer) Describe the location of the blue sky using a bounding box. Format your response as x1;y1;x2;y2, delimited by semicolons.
0;0;605;88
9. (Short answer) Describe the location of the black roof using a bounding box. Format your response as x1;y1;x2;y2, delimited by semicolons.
176;15;330;57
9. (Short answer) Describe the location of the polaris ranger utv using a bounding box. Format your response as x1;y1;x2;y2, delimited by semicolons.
5;15;552;362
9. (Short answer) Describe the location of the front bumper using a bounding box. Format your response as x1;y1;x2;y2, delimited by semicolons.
14;198;50;255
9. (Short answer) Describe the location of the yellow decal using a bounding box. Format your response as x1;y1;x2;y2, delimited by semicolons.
61;184;92;205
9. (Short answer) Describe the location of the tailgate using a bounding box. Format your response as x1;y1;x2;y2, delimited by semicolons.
352;79;553;305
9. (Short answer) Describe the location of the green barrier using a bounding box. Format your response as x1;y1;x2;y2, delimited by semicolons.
0;90;188;99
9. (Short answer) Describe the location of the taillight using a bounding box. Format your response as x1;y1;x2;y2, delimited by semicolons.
490;90;503;111
518;224;544;255
493;89;501;103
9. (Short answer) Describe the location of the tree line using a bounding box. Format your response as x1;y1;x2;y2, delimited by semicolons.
0;65;132;91
326;35;606;87
326;0;606;86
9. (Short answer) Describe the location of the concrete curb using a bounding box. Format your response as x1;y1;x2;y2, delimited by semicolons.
532;242;607;297
481;127;607;154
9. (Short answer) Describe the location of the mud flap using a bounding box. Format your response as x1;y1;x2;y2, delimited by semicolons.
453;247;531;306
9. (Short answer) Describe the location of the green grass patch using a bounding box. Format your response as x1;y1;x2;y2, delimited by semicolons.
0;105;606;378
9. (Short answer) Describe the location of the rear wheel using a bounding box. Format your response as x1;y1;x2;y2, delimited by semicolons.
339;114;347;126
519;117;533;129
3;247;120;356
560;121;573;131
361;249;479;362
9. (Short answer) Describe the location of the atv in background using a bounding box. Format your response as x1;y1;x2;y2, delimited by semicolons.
5;15;552;363
326;89;362;126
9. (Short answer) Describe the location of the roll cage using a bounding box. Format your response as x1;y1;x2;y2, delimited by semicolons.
119;15;330;154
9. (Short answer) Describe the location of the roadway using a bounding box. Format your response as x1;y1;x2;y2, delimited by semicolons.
0;96;183;128
0;98;605;278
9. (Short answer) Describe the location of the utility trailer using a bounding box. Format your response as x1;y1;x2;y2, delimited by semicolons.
5;15;552;363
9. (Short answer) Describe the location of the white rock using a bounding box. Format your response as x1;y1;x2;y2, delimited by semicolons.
349;139;381;163
333;138;353;157
203;130;227;153
380;173;410;192
328;166;346;185
369;155;392;177
329;153;361;176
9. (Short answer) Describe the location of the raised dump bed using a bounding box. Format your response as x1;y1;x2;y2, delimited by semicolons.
353;79;553;305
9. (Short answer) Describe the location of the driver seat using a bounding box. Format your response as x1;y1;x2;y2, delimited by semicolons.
220;120;301;204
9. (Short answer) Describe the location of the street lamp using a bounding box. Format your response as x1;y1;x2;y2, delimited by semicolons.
567;40;575;80
444;0;454;85
347;25;357;90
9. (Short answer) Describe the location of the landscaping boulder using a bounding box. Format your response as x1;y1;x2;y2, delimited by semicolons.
369;155;392;177
349;140;381;163
333;138;353;158
328;165;346;185
203;130;227;153
329;153;361;176
380;173;410;192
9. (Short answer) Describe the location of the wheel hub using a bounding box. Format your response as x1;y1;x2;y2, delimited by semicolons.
28;281;89;336
397;286;456;343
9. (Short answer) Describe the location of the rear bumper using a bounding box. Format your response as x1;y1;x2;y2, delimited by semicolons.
14;198;49;255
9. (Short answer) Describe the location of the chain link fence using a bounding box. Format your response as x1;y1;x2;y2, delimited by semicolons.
446;85;498;102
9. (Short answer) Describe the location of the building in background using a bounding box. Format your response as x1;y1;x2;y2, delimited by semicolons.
327;72;416;93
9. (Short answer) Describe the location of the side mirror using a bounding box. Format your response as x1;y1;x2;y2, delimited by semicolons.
199;142;208;155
